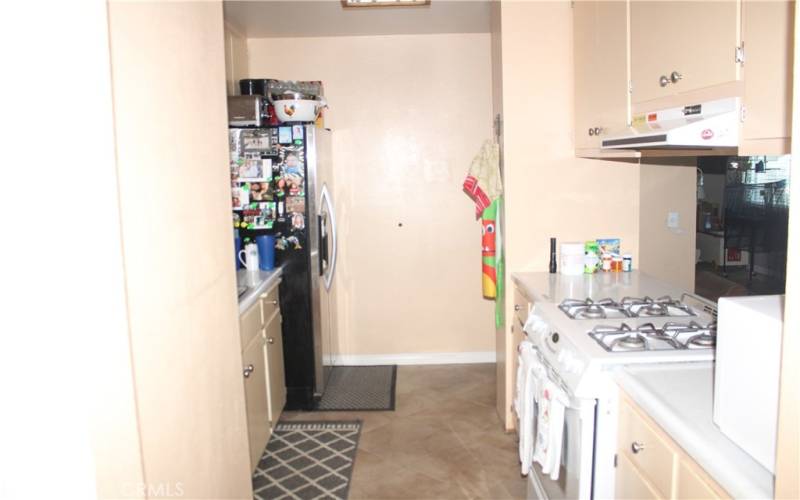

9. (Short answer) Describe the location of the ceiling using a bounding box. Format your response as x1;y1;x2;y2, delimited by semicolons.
223;0;491;38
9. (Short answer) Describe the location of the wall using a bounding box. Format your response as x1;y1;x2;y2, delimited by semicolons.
108;2;252;498
2;1;143;498
639;159;697;290
247;33;496;359
496;0;641;428
775;4;800;496
224;22;249;96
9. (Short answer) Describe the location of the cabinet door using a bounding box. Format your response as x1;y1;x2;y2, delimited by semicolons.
265;315;286;425
630;1;740;104
618;399;676;497
676;459;729;499
616;452;664;500
240;300;263;353
574;0;630;149
243;333;270;473
740;0;793;155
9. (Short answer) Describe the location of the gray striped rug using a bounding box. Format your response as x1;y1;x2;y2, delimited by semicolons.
315;365;397;411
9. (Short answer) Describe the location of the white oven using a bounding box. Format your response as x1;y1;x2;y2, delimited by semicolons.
525;349;597;500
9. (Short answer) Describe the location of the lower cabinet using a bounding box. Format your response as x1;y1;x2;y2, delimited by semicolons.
242;331;270;472
265;314;286;426
240;282;287;473
616;393;730;499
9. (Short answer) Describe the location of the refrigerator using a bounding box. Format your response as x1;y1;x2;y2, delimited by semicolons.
229;124;338;410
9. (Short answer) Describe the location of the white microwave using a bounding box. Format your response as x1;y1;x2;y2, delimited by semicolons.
713;295;784;473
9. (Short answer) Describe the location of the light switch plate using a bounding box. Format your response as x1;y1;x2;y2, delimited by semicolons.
667;211;680;228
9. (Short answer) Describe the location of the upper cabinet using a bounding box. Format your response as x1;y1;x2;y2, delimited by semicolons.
574;0;792;157
740;0;794;155
574;0;630;151
630;1;741;105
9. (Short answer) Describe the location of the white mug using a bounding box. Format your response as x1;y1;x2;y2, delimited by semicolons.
238;243;260;272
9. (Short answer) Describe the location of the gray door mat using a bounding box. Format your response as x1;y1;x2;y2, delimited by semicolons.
253;421;362;500
315;365;397;411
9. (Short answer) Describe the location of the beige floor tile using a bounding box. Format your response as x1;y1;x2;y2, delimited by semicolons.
279;364;526;500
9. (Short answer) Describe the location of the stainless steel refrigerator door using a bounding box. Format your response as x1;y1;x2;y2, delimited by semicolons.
305;126;335;397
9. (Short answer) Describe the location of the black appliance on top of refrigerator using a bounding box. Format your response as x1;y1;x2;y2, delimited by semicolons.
229;123;337;410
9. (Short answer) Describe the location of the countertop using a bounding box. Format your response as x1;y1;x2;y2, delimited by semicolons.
237;267;283;314
511;271;689;304
614;362;774;499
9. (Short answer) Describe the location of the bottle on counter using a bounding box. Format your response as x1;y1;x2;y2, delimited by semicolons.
622;253;633;272
601;253;613;272
612;255;623;272
584;241;600;274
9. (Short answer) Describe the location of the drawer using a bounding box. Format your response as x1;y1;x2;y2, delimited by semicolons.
676;458;728;500
260;283;280;323
618;398;676;497
513;286;531;328
240;300;263;351
616;452;663;499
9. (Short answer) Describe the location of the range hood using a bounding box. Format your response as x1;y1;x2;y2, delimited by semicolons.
601;97;739;150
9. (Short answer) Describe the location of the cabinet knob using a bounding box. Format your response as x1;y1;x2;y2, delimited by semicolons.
631;441;645;454
243;364;254;378
514;304;521;311
267;337;275;344
269;300;278;305
670;71;683;83
588;128;595;136
659;75;670;87
593;127;602;136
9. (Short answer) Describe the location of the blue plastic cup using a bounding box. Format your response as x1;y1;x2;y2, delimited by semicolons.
234;234;242;270
256;235;275;271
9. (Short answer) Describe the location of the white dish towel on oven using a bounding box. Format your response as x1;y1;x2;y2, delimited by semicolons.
515;340;544;476
523;307;550;344
533;378;570;481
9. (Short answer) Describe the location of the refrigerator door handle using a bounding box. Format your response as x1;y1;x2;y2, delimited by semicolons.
319;184;337;291
318;213;328;276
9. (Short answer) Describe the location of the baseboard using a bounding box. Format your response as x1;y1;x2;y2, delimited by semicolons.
323;351;496;366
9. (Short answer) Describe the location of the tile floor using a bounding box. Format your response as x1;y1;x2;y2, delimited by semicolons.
281;363;527;500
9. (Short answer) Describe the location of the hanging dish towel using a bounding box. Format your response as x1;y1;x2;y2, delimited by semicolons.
516;340;545;476
463;140;501;216
533;379;570;481
463;140;503;305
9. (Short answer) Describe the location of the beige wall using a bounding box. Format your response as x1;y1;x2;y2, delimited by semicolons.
639;159;697;291
224;22;249;96
775;4;800;497
247;33;496;356
497;1;641;427
108;2;252;498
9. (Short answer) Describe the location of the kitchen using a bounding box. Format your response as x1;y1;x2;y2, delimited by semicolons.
2;1;797;500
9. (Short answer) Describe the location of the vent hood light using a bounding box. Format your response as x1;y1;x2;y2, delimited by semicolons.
601;97;740;150
342;0;430;7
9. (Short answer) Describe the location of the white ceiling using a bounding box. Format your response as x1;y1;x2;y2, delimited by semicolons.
223;0;491;38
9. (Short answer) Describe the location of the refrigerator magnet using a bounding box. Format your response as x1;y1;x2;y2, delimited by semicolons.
284;153;302;176
292;125;303;140
291;213;305;230
278;127;292;144
238;159;268;182
232;186;249;210
286;196;305;214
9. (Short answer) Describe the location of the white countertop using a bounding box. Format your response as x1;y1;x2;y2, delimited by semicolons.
511;271;690;304
237;267;282;314
614;362;774;499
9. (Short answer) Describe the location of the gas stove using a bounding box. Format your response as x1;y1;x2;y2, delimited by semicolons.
526;294;718;398
588;321;717;352
558;295;698;320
